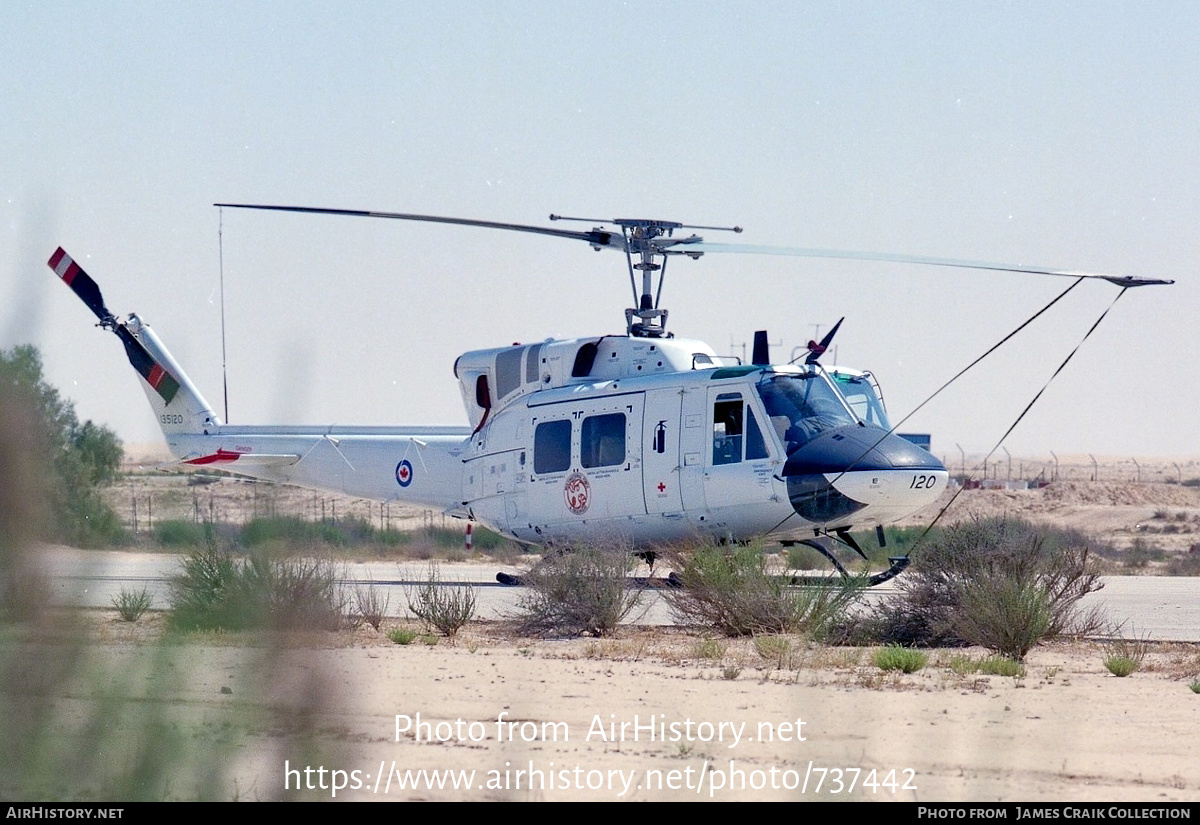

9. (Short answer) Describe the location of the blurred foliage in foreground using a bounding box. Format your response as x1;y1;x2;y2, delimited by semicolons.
1;345;124;547
1;368;342;800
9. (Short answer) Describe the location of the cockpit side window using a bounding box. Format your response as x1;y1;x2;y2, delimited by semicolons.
712;393;743;465
712;392;770;465
745;408;769;460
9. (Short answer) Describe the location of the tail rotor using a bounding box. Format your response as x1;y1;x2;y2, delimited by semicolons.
48;248;180;405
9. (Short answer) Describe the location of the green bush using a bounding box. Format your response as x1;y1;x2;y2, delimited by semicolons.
1104;655;1138;677
873;517;1104;659
872;645;927;673
945;654;1025;676
956;578;1052;661
665;542;863;638
420;526;470;548
784;543;829;571
842;525;939;566
168;545;346;631
152;519;214;548
976;656;1026;678
467;525;509;551
694;638;727;660
1;345;124;547
753;635;796;669
1103;633;1150;677
387;627;418;645
241;515;372;548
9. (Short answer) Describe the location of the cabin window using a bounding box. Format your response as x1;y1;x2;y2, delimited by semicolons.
534;420;571;474
581;413;625;469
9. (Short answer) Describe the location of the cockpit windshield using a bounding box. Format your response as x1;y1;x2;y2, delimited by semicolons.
755;371;858;455
828;370;891;430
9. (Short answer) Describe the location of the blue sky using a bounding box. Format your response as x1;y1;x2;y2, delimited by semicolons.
3;1;1197;461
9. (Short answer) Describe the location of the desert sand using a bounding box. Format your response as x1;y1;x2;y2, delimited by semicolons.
4;610;1199;802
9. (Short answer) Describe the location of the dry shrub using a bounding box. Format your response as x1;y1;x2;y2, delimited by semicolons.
514;548;644;637
353;580;390;631
1104;632;1152;677
664;542;863;638
874;516;1105;659
955;578;1052;662
406;562;476;637
112;587;154;622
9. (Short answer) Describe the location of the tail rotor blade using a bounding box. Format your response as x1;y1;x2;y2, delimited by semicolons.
115;326;181;404
48;248;115;325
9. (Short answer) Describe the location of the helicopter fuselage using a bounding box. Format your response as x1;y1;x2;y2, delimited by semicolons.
138;320;947;549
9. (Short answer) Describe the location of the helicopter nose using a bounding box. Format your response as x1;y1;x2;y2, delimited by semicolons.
782;424;946;523
783;424;945;477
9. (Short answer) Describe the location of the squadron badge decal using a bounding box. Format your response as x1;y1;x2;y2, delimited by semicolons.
564;471;590;515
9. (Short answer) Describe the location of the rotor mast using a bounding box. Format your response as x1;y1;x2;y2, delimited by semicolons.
622;219;680;338
550;214;742;338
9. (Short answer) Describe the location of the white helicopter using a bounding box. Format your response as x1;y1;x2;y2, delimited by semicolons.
49;207;1172;582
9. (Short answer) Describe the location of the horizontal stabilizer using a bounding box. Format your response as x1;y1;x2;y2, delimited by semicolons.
178;449;300;466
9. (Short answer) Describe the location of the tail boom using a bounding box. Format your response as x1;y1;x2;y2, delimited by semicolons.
49;247;472;514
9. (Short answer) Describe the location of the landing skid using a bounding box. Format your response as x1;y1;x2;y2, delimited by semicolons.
495;571;682;588
783;555;910;588
495;556;908;588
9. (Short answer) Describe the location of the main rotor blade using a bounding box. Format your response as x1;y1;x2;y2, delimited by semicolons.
675;242;1175;287
214;203;624;250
